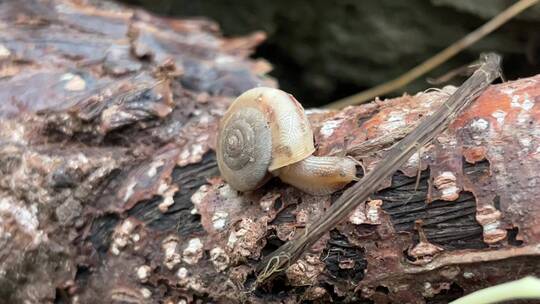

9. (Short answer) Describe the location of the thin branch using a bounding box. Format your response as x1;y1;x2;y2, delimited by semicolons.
325;0;538;109
254;53;502;286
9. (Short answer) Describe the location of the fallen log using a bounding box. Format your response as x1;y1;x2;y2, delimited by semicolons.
0;1;539;303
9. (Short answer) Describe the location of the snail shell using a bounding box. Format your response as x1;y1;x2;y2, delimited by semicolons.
217;87;315;191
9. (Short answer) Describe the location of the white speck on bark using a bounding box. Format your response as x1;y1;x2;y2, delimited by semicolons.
210;247;229;272
491;110;507;126
470;118;489;131
182;238;204;265
0;44;11;58
140;288;151;299
162;236;181;269
319;120;341;138
136;265;151;282
176;267;188;279
212;211;229;230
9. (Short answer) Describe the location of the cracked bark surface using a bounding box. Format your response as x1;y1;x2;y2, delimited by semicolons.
0;1;539;303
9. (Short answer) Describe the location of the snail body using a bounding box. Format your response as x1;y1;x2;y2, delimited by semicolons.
276;155;358;195
216;87;357;195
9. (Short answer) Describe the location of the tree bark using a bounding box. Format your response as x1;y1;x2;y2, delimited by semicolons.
0;1;539;304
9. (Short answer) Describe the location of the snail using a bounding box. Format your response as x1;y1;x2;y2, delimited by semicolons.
216;87;359;196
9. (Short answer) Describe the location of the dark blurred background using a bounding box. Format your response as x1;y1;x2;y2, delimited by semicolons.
121;0;540;107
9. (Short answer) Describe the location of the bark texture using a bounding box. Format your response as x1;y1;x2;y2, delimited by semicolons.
0;1;539;304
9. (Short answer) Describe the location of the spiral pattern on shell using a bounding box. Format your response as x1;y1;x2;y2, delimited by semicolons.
217;107;273;192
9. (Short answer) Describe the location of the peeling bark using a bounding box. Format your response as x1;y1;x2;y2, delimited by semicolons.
0;1;539;304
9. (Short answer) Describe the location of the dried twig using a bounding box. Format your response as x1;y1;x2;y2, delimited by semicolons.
255;53;502;285
426;61;482;85
325;0;538;109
